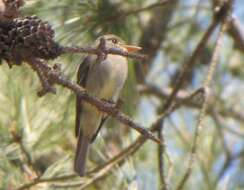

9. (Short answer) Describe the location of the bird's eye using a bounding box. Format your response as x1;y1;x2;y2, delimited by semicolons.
112;38;118;44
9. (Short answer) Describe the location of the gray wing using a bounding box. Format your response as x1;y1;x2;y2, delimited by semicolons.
75;56;92;137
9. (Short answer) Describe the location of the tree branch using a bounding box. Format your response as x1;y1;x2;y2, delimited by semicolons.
157;122;168;190
212;0;244;52
175;11;229;190
26;57;162;145
61;45;147;61
138;84;244;123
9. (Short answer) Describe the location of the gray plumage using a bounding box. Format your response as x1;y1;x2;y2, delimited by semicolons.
74;35;129;176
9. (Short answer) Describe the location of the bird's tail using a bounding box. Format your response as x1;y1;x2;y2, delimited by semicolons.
74;132;90;177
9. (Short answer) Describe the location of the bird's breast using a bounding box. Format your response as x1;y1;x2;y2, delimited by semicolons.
87;55;128;100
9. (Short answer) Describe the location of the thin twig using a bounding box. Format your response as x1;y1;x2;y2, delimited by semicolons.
175;15;228;190
161;17;220;114
61;45;147;61
9;124;40;178
214;148;244;188
15;174;77;190
157;122;168;190
212;0;244;52
138;84;244;123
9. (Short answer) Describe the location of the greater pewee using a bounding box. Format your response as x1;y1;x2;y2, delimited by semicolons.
74;34;141;176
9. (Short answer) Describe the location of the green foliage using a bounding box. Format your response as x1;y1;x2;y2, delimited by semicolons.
0;0;244;190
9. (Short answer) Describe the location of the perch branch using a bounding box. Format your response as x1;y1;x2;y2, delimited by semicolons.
61;45;147;61
26;58;162;145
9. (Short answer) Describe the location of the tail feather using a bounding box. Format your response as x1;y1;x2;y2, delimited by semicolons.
74;133;90;177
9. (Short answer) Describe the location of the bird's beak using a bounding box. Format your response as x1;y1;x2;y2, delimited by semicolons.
120;44;142;52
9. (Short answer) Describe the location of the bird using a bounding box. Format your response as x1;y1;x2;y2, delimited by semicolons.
74;34;141;176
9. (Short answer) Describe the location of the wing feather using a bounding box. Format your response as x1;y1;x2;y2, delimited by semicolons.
75;56;92;137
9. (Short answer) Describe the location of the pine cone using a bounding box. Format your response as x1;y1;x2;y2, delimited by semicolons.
0;15;62;66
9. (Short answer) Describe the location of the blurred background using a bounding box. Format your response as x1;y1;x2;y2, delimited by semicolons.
0;0;243;189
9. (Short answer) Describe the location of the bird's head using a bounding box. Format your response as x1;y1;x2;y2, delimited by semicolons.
95;34;142;53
